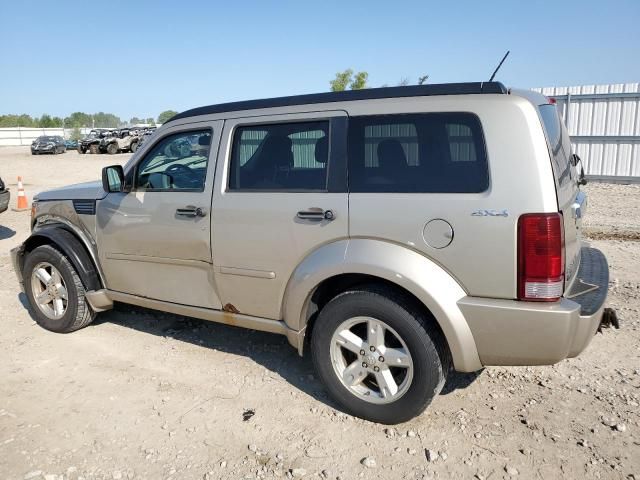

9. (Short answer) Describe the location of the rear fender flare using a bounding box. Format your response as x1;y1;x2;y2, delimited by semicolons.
282;239;482;372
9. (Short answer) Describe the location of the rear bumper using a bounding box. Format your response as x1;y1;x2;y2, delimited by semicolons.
459;247;608;366
0;190;9;213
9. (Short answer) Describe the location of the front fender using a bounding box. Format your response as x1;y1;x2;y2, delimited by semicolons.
282;239;482;372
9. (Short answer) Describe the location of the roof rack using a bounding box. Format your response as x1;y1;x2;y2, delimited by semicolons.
166;81;507;124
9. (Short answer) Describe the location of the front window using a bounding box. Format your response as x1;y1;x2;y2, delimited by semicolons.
135;130;212;191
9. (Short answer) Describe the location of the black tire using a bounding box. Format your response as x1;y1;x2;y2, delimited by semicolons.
130;140;138;153
77;146;84;154
89;144;99;154
311;285;451;424
106;142;118;155
23;245;95;333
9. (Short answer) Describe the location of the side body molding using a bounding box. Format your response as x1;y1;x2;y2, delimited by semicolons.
282;239;483;372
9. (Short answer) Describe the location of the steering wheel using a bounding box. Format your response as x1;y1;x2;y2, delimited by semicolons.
165;163;199;187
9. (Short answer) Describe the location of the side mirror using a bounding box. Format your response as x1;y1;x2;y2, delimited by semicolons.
102;165;125;193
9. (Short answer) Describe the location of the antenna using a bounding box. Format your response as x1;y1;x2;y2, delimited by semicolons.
489;50;510;82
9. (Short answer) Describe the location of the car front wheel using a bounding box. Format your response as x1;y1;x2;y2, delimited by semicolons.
311;285;451;424
23;245;95;333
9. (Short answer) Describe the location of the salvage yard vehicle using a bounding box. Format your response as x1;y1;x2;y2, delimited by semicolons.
11;83;614;424
77;129;113;154
0;176;9;213
99;128;141;154
31;136;66;155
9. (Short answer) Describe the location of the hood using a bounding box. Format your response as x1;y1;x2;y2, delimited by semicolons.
35;180;107;201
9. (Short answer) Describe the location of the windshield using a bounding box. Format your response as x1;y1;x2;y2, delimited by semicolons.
37;136;56;142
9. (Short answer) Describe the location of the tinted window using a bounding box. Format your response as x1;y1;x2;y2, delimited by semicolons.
539;104;572;186
348;113;488;193
229;121;329;190
136;130;211;191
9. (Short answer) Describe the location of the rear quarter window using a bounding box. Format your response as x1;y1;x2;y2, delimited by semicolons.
348;113;489;193
539;104;572;186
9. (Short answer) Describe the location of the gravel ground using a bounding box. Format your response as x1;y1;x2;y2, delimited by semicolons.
0;147;638;480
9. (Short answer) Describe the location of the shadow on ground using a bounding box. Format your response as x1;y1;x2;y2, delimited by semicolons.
18;296;481;415
0;225;16;240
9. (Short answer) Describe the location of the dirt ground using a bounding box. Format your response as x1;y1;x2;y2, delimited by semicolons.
0;146;638;480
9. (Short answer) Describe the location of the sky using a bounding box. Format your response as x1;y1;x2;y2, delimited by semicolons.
1;0;639;121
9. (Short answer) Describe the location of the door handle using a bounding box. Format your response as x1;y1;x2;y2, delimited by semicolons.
176;205;207;217
297;208;335;221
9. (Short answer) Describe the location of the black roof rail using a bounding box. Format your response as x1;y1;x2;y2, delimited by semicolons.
166;81;507;124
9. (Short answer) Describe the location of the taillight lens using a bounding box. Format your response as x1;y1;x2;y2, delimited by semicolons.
517;213;564;301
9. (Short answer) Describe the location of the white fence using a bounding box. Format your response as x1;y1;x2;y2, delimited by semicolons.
0;127;95;147
533;83;640;182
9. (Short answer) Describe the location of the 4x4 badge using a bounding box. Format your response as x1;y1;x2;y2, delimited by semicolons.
471;209;509;217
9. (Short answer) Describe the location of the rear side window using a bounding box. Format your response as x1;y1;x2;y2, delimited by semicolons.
348;113;489;193
539;104;572;186
229;121;329;191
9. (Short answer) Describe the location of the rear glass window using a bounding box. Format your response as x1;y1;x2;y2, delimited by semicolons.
348;113;489;193
539;104;572;186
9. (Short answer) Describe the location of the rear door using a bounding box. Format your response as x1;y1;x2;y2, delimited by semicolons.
538;103;582;288
211;111;348;319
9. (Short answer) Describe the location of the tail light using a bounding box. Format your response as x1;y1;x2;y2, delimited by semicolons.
517;213;564;301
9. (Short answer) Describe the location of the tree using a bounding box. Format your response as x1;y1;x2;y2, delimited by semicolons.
157;110;178;124
397;77;410;87
418;75;429;85
65;112;93;128
129;117;144;125
92;112;120;128
145;117;156;126
330;69;369;92
70;127;82;141
38;114;55;128
330;69;353;92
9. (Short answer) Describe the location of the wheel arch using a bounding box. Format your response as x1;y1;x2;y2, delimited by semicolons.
282;239;482;372
20;226;102;292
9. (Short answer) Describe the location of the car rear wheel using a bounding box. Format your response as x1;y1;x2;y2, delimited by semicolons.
311;285;451;424
106;143;118;155
130;140;138;153
23;245;95;333
89;144;99;154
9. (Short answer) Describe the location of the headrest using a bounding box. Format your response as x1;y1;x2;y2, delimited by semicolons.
377;139;407;169
315;135;329;164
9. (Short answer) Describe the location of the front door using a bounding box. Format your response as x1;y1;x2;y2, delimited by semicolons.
96;121;223;309
211;111;348;319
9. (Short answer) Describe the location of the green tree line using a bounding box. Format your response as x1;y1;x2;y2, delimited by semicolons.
0;109;179;128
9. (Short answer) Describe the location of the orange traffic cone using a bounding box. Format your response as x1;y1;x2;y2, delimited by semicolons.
12;176;30;212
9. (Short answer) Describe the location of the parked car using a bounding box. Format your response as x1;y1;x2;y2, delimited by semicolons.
64;139;78;150
77;129;114;154
137;128;157;148
11;83;613;424
31;136;66;155
0;176;9;213
99;128;141;154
